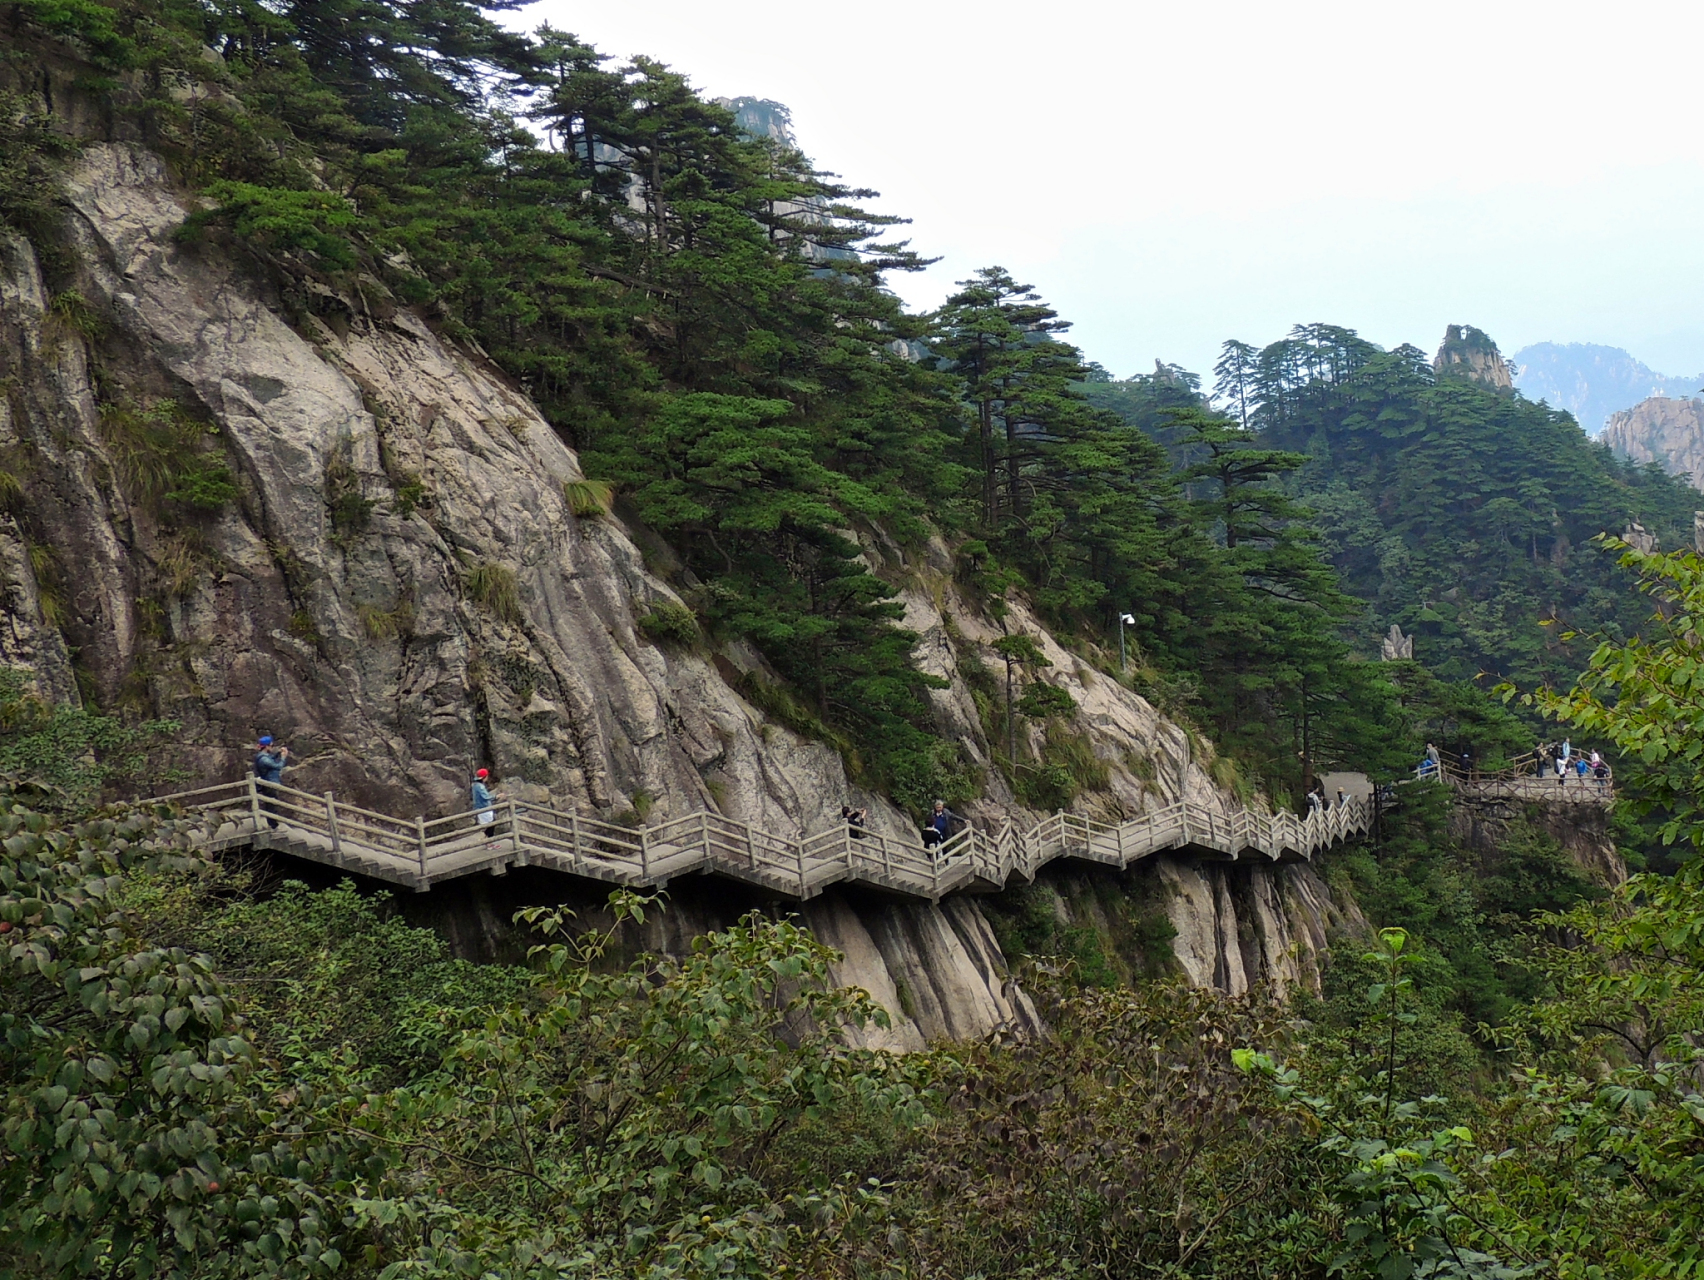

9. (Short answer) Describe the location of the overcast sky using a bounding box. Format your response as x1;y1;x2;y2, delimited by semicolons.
509;0;1704;383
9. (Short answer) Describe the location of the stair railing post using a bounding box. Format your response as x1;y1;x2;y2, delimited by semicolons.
325;792;341;855
795;837;808;898
570;810;581;871
248;774;262;832
640;825;650;882
509;800;523;863
746;819;757;870
416;815;428;884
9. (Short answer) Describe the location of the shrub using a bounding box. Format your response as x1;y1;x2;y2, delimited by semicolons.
163;460;239;512
390;472;429;518
324;449;375;541
637;599;698;647
465;560;523;626
97;400;233;516
563;477;615;518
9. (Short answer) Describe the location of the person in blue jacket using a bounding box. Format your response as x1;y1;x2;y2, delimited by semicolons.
253;734;289;829
921;799;964;854
472;768;506;841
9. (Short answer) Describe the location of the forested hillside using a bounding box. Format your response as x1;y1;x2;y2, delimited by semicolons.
2;0;1423;804
1092;327;1701;700
6;3;1704;1278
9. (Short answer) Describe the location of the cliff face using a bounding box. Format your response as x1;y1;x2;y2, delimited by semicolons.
0;141;1361;1039
1603;396;1704;491
1434;324;1514;393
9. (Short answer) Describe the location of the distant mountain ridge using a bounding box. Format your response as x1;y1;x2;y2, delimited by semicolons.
1511;341;1702;436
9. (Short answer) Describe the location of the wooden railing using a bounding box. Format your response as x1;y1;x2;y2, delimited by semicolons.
142;776;1375;900
1417;753;1615;805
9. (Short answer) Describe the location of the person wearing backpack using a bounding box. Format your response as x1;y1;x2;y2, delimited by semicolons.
253;735;289;829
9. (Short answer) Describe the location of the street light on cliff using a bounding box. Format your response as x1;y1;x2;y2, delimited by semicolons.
1118;613;1135;672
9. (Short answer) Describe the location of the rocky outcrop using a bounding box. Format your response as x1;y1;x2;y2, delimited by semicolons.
1448;798;1626;888
1603;396;1704;491
0;140;1362;1036
1435;324;1514;393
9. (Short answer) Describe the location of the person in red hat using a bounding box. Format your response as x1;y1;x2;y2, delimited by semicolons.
471;768;504;841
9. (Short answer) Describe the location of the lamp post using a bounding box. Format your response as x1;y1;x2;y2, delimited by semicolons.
1118;612;1135;672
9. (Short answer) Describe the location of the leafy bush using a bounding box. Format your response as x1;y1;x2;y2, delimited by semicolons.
183;181;361;271
96;399;234;517
163;459;239;512
638;599;699;646
0;666;176;806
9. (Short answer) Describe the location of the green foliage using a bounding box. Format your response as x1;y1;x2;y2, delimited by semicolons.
0;667;175;806
463;560;521;626
636;599;698;647
1220;326;1699;698
0;793;933;1280
185;181;361;271
898;977;1325;1274
95;399;235;518
1520;539;1704;853
323;446;375;541
0;794;374;1278
389;472;429;518
6;0;136;66
45;289;103;340
562;477;615;518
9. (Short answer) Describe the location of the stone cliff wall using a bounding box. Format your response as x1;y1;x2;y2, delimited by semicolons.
1603;396;1704;492
1434;324;1514;393
0;141;1362;1039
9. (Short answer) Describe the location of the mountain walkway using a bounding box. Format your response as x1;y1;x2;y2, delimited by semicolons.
1423;751;1615;807
149;776;1373;902
146;750;1611;903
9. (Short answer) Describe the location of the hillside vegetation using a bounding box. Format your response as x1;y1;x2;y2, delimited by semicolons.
5;3;1704;1276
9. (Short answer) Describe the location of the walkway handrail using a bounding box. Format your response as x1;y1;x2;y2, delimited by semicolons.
141;773;1383;900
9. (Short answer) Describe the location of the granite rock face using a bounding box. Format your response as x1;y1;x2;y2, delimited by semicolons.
1434;324;1514;393
1603;396;1704;492
0;142;1359;1039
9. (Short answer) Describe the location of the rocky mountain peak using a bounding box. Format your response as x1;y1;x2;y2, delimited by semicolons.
1434;324;1514;393
1603;395;1704;491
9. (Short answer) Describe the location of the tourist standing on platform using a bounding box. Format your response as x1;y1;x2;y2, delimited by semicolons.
253;735;288;829
922;800;964;853
472;768;505;843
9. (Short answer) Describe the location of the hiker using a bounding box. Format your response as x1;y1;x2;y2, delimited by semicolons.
253;735;289;829
921;799;964;852
1593;757;1611;791
1536;743;1551;778
1458;747;1472;779
1425;742;1440;770
1589;750;1602;770
1575;756;1590;786
841;803;868;840
471;768;505;841
1336;787;1347;809
1306;787;1323;816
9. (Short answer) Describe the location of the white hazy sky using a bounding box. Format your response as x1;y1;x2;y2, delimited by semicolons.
508;0;1704;382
